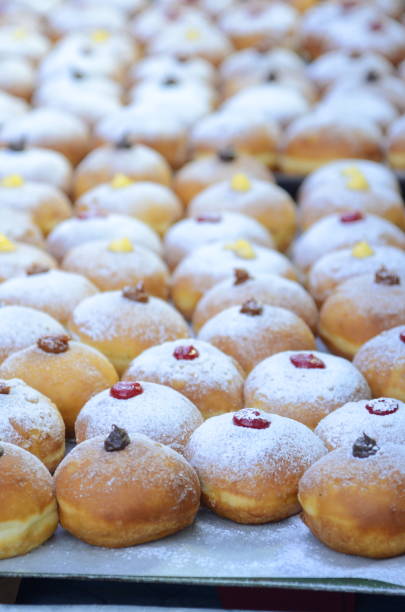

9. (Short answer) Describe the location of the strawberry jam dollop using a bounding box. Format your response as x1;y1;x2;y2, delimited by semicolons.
233;408;270;429
365;398;399;416
290;353;326;369
173;345;199;360
400;331;405;343
110;381;143;400
195;214;221;223
340;211;364;223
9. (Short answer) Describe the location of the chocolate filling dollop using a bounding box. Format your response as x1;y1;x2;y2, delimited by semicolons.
0;382;10;395
218;149;236;163
37;335;70;354
352;433;380;458
104;425;131;452
240;298;263;316
116;134;133;150
26;263;50;276
233;268;252;285
374;266;400;286
122;282;149;303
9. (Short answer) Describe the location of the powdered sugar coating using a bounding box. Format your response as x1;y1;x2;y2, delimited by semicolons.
130;54;216;86
0;441;54;489
291;213;405;272
0;242;57;283
0;306;65;363
0;148;72;193
75;381;203;453
315;398;405;451
0;270;99;325
184;411;326;486
0;208;44;248
245;351;371;430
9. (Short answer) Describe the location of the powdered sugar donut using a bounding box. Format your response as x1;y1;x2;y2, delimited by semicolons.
0;268;99;326
220;47;306;85
75;380;202;453
353;325;405;401
0;306;65;364
386;114;405;172
245;351;371;430
198;301;315;373
129;54;216;88
0;208;43;248
193;269;318;333
0;238;57;283
0;378;65;471
164;212;274;270
184;408;326;523
123;339;244;419
47;213;162;261
172;240;298;319
68;286;189;375
0;25;50;64
0;57;35;100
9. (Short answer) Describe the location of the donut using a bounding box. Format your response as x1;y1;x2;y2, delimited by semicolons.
315;397;405;451
0;236;57;283
171;240;298;319
46;213;162;262
129;54;216;88
164;212;274;270
73;142;172;198
0;174;72;235
187;175;296;251
245;350;371;430
198;301;315;373
122;339;245;419
174;150;272;206
298;438;405;558
192;269;318;333
318;88;398;131
0;268;99;326
0;208;44;248
0;335;118;437
68;284;189;375
0;441;58;559
0;24;50;64
291;212;405;274
327;70;405;114
0;305;65;364
386;115;405;172
75;177;182;236
0;56;35;100
353;325;405;401
184;408;326;523
48;5;126;39
75;380;203;453
62;238;169;297
54;429;200;547
318;267;405;358
0;378;65;472
308;244;405;304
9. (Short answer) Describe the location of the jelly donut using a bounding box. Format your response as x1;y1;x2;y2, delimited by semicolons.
315;398;405;451
318;267;405;359
353;326;405;401
123;339;245;419
75;177;182;236
308;243;405;304
184;409;326;523
75;380;203;453
198;301;315;373
54;429;200;547
188;176;296;251
0;442;58;559
68;284;189;375
0;268;99;326
62;238;169;297
298;438;405;558
245;351;371;430
171;240;298;319
193;269;318;333
0;236;57;283
0;335;118;437
0;208;44;248
0;175;72;235
174;150;272;206
163;212;274;270
0;305;65;364
73;142;172;198
0;378;65;472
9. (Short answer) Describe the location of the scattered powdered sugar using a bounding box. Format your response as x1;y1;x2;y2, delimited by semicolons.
76;381;203;453
185;411;326;484
244;351;371;424
0;243;56;282
315;398;405;450
0;440;54;486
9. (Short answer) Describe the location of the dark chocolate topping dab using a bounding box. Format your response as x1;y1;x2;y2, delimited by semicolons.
352;433;379;458
0;445;3;457
71;69;86;79
122;282;149;303
349;50;362;59
233;268;252;285
116;133;133;150
266;70;278;82
162;76;178;86
365;69;380;82
37;335;70;354
374;266;400;286
26;263;50;276
7;138;26;152
0;382;10;395
240;298;263;316
218;149;236;163
104;424;131;452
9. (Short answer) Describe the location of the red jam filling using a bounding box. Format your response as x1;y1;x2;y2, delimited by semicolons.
290;354;326;369
233;408;270;429
195;214;221;223
110;381;144;400
173;345;199;360
400;331;405;343
76;210;107;220
365;398;399;416
369;20;384;31
340;211;364;223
